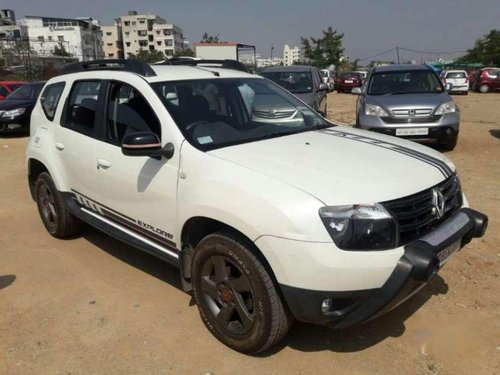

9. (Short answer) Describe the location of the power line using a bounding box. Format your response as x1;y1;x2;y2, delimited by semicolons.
357;47;396;62
356;46;467;63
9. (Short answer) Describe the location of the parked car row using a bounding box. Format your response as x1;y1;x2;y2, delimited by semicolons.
469;67;500;93
0;80;27;101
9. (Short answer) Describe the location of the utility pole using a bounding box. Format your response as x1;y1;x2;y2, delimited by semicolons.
396;46;400;64
270;44;274;62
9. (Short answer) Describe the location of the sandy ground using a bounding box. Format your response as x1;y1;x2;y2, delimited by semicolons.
0;92;499;374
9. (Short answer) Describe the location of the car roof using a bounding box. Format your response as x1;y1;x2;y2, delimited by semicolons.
261;65;315;73
372;64;433;73
0;81;28;85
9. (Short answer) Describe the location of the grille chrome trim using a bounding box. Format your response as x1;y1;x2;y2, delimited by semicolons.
382;175;462;246
392;108;433;118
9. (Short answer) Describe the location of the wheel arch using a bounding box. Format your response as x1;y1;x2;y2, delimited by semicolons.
179;216;279;294
28;158;50;200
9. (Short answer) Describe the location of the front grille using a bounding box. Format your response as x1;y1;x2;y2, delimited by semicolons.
253;109;297;119
381;115;441;124
382;175;462;246
391;108;433;118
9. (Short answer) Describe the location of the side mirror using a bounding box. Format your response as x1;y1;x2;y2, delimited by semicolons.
351;87;362;95
319;83;329;91
122;131;174;159
445;83;452;92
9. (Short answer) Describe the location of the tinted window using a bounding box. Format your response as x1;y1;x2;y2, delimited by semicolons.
261;71;313;93
0;86;8;97
7;84;24;92
105;82;161;145
339;72;361;79
40;82;65;121
63;81;101;136
368;70;443;95
445;72;466;79
6;83;44;100
152;78;330;151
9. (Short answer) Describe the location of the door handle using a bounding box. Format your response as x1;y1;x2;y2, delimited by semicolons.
55;143;65;151
96;159;111;169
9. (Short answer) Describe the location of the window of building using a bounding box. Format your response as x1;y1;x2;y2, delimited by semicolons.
156;41;161;46
106;32;112;36
132;21;136;26
125;32;130;37
107;43;113;46
165;39;173;46
40;82;65;121
126;42;131;47
63;81;101;137
105;82;161;145
139;20;145;24
165;50;173;56
57;35;64;41
124;21;130;26
37;36;44;42
108;53;114;57
48;36;52;41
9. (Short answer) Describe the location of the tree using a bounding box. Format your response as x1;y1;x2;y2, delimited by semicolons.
173;48;195;58
459;29;500;66
300;27;345;68
53;45;71;57
128;50;165;63
201;32;220;43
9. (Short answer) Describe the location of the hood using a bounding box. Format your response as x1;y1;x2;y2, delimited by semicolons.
209;127;454;205
366;92;450;112
293;92;314;106
0;99;36;110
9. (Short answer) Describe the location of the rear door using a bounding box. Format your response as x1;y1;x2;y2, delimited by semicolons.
52;80;102;200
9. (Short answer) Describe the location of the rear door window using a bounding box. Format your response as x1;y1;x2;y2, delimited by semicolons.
40;82;65;121
63;81;101;136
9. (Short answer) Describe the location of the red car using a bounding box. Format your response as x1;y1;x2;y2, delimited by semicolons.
336;72;363;93
472;67;500;93
0;81;27;101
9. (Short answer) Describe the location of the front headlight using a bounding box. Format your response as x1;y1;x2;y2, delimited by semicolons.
435;101;457;115
2;108;26;118
365;104;389;117
319;204;398;250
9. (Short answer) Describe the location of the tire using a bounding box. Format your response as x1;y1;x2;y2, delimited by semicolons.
35;172;81;238
479;84;489;93
191;232;293;353
439;132;458;151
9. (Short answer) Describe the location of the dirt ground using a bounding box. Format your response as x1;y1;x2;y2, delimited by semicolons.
1;92;499;374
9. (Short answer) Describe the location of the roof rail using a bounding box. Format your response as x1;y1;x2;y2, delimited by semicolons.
160;58;249;73
61;59;156;77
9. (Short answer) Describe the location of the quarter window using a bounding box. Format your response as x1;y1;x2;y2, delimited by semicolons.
105;82;161;145
40;82;65;121
63;81;101;136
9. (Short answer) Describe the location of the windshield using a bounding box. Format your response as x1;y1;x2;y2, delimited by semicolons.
7;83;25;92
7;83;44;100
321;70;329;77
260;71;313;93
368;70;444;95
152;78;332;151
339;72;360;79
445;72;466;79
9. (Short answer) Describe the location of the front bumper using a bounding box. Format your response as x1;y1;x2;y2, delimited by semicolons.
357;111;460;140
280;208;488;328
0;116;30;133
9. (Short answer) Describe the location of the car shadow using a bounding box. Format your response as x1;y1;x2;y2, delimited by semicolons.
81;227;182;290
0;132;29;139
259;275;449;356
489;129;500;139
0;274;16;290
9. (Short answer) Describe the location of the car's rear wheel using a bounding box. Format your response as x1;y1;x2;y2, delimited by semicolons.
478;84;489;93
191;232;292;353
35;172;81;238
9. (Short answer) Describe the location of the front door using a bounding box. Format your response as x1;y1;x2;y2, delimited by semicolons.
94;79;180;255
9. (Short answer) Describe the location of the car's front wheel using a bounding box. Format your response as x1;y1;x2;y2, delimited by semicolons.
191;232;292;353
478;84;489;93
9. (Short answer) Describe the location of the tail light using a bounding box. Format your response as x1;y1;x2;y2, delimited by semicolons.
465;77;469;83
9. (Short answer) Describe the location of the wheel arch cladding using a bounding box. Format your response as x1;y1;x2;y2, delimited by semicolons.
28;158;49;200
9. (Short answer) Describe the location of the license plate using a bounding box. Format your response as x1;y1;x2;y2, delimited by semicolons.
395;128;429;136
345;80;353;83
437;239;461;266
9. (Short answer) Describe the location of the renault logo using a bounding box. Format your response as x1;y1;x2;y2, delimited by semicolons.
409;109;416;117
432;189;445;219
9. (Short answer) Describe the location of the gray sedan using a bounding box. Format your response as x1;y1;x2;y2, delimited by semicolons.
353;64;460;150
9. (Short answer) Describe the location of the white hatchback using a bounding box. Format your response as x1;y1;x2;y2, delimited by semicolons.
442;70;469;94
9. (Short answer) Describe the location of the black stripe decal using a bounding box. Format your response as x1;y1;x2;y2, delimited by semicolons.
70;189;178;250
318;129;453;177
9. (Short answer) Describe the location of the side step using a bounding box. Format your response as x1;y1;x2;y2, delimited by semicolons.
62;193;181;268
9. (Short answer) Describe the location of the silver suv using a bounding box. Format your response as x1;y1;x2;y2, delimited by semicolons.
353;64;460;150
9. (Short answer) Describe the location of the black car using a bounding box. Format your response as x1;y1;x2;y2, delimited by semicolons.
261;65;328;116
0;81;46;134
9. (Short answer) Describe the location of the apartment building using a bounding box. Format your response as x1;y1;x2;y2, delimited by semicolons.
20;16;103;61
0;9;28;40
120;11;184;58
283;44;302;66
102;22;124;59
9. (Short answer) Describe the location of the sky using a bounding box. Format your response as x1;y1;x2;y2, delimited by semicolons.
4;0;500;63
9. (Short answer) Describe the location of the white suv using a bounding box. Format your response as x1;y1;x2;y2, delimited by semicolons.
27;59;487;353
